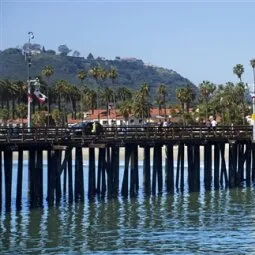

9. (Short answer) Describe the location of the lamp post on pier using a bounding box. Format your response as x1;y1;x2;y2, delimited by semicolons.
26;32;40;129
27;78;40;129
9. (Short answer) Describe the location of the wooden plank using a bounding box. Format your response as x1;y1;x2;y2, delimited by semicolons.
53;145;68;150
88;144;106;148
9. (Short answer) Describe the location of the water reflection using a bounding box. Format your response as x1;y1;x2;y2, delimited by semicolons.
1;187;255;254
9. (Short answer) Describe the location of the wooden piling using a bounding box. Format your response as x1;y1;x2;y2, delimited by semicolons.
220;143;228;187
88;148;96;198
237;143;245;185
47;150;55;206
0;151;2;211
143;146;151;195
180;143;185;192
75;147;84;201
130;145;138;197
63;161;67;195
194;144;200;192
187;144;193;192
16;150;23;210
68;151;73;202
111;146;120;196
204;143;212;190
151;145;163;194
245;142;251;184
35;150;43;207
55;150;62;204
214;143;220;189
97;148;102;194
152;146;157;195
176;144;181;191
28;150;35;208
252;142;255;181
228;141;237;188
101;148;106;194
4;150;12;211
157;145;163;194
121;145;131;197
106;147;112;196
165;145;174;193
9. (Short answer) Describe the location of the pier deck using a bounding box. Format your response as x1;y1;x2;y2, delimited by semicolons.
0;125;254;211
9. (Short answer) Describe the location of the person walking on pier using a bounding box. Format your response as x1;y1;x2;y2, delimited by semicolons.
206;119;211;131
211;118;217;131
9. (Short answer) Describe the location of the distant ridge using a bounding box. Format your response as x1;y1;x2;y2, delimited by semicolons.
0;51;197;103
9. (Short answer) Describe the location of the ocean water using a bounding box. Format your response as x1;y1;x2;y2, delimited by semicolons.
0;161;255;254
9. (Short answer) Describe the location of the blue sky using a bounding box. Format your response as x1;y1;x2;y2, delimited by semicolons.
1;0;255;87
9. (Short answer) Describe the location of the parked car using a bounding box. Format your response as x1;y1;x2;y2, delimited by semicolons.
68;121;103;136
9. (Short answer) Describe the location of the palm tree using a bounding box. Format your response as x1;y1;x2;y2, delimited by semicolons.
118;100;133;123
41;65;54;124
233;64;244;82
66;84;80;119
155;84;167;117
0;80;19;119
108;68;118;120
89;66;100;85
222;82;238;124
55;80;68;111
198;80;216;120
117;87;133;102
89;67;101;119
133;83;151;124
83;88;97;114
16;103;27;124
77;70;87;86
234;82;246;124
102;87;114;123
176;85;196;124
77;70;87;115
99;67;108;83
250;59;255;95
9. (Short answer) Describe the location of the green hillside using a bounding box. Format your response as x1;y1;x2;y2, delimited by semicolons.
0;50;197;102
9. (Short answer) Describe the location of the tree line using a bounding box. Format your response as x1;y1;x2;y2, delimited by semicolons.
1;61;255;126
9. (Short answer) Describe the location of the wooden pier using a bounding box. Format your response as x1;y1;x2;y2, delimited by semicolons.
0;124;254;211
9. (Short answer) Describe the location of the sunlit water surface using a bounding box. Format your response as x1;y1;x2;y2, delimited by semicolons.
0;161;255;254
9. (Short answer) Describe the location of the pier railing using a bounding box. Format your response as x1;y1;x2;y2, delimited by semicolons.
0;125;252;144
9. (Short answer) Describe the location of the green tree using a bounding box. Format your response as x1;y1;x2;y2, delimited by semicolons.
117;87;133;102
55;80;68;111
52;109;64;126
16;103;27;124
83;88;97;114
41;65;54;119
32;111;47;127
233;64;244;82
176;85;196;124
108;68;118;116
250;59;255;95
155;84;167;117
133;83;151;123
118;100;133;122
90;66;102;119
58;45;72;56
198;80;216;120
0;108;9;124
77;70;87;113
77;70;87;86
